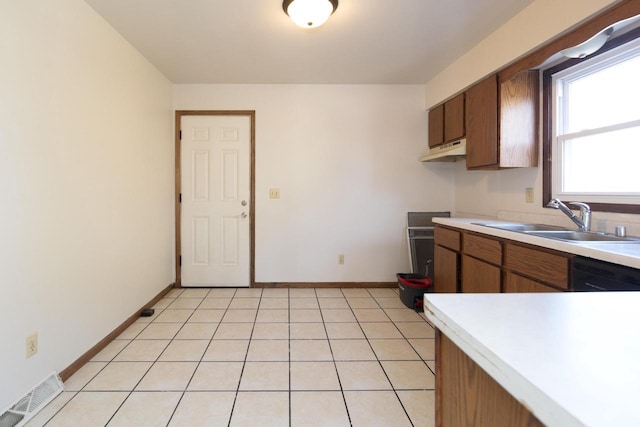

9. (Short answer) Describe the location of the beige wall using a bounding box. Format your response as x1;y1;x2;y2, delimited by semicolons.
0;0;174;409
174;84;455;283
425;0;619;108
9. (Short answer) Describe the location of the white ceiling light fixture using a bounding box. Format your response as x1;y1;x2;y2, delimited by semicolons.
283;0;339;29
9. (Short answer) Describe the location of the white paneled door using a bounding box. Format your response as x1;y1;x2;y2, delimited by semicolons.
180;115;251;287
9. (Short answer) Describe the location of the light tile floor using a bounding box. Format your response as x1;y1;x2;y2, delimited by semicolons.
27;287;435;427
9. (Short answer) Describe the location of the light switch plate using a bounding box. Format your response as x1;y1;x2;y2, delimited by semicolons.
525;188;534;203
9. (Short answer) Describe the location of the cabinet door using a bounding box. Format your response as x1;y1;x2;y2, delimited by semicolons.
444;93;465;142
466;75;498;169
462;255;501;293
504;272;561;293
499;71;539;167
428;104;444;148
435;245;459;293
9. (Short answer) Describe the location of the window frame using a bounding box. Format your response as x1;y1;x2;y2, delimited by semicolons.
542;26;640;214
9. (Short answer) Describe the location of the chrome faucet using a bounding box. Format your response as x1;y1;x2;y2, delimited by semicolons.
546;198;591;231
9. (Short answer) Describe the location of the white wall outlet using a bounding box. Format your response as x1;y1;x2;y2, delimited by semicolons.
338;254;345;265
269;188;280;199
525;187;534;203
26;332;38;358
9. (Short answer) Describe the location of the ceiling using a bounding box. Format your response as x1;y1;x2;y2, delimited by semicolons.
84;0;536;85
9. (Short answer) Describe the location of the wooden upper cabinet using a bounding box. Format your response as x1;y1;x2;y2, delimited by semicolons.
428;104;444;148
428;93;465;148
466;71;538;170
466;75;499;168
500;71;539;167
444;93;465;143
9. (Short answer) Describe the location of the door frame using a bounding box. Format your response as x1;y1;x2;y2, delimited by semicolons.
175;110;256;287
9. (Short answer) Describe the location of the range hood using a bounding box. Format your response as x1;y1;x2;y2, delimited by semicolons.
419;139;466;162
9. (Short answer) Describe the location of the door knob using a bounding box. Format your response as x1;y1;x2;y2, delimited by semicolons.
241;200;247;206
241;212;247;218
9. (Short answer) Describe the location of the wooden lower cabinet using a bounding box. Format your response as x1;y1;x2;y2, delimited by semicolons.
461;255;501;293
436;331;544;427
434;226;573;294
504;272;561;293
435;244;459;293
504;243;570;290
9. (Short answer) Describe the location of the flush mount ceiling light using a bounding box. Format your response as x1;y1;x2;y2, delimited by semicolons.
561;27;614;58
283;0;338;29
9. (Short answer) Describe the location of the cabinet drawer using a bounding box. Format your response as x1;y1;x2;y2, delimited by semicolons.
435;226;460;252
505;244;570;289
504;272;562;293
463;233;501;266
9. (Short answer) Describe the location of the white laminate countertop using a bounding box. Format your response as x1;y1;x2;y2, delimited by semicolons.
433;217;640;269
424;292;640;427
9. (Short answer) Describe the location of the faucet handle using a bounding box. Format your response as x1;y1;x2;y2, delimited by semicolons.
568;201;591;212
569;202;592;231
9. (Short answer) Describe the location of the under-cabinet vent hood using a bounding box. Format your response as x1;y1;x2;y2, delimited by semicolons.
419;139;466;162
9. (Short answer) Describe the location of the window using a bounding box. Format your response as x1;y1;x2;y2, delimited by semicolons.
543;28;640;213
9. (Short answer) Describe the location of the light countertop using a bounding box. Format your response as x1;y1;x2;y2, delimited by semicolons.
424;292;640;427
433;217;640;269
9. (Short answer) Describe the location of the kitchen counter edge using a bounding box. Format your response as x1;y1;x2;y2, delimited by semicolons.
432;217;640;270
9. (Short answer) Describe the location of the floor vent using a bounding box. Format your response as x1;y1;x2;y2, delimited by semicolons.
0;373;64;427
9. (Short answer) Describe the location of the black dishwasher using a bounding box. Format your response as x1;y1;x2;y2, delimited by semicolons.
572;256;640;291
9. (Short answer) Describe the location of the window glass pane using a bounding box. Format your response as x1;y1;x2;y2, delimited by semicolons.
560;126;640;193
563;53;640;133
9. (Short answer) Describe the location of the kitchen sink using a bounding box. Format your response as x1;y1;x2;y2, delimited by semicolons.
525;230;640;243
473;223;568;232
474;222;640;244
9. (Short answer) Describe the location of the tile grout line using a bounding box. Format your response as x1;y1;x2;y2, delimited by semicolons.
288;290;292;427
326;289;354;427
165;287;220;426
375;290;419;427
226;288;260;427
356;288;417;427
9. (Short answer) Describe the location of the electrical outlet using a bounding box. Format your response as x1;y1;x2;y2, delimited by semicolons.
26;333;38;358
269;188;280;199
525;188;534;203
338;254;345;265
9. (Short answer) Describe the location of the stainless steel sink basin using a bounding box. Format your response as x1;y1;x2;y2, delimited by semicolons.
525;230;640;243
474;222;640;244
473;223;568;232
